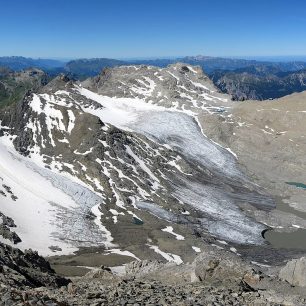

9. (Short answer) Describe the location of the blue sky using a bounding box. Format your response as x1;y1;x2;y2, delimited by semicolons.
1;0;306;58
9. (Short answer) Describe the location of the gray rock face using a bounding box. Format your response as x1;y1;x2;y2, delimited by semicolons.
0;211;21;244
279;257;306;287
193;249;273;292
125;260;173;277
0;253;303;306
194;249;251;285
0;181;21;244
0;242;69;288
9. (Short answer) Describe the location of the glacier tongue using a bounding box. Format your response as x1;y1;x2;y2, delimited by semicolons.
78;86;239;178
77;85;267;245
130;111;239;178
172;179;266;245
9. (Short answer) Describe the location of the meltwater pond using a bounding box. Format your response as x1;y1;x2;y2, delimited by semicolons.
264;197;306;250
264;228;306;250
286;182;306;189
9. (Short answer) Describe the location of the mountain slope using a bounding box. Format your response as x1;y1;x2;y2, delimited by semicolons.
0;63;287;267
196;90;306;253
0;68;48;109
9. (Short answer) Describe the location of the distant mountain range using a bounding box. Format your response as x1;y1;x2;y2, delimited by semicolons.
210;65;306;100
1;55;306;100
0;56;65;71
64;58;126;78
181;55;306;73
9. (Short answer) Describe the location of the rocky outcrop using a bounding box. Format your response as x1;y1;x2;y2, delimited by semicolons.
83;266;116;281
125;260;172;277
2;252;306;305
0;211;21;244
0;242;69;289
279;257;306;287
194;250;250;284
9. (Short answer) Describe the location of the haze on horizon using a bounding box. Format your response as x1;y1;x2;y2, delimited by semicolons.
1;0;306;59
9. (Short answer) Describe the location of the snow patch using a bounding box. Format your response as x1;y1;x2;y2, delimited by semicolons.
192;246;201;253
161;226;185;240
147;244;183;265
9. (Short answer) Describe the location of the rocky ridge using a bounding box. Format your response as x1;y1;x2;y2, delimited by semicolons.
2;248;306;305
0;68;48;109
0;242;69;289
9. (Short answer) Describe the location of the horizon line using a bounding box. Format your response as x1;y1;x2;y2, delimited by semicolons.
1;54;306;62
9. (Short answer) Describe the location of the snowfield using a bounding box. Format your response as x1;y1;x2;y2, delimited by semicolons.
0;137;77;255
78;87;239;177
0;136;113;256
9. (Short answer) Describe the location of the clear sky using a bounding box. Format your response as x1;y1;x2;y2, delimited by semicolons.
1;0;306;59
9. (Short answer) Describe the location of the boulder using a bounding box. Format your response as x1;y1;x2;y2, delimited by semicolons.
125;260;172;277
242;269;264;290
192;249;265;291
194;250;251;285
84;265;115;280
279;257;306;287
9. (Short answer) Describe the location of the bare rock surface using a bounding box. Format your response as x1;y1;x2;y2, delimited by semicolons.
0;242;69;289
2;251;306;305
279;257;306;287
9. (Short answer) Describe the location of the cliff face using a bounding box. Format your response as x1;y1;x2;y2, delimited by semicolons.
0;242;69;289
